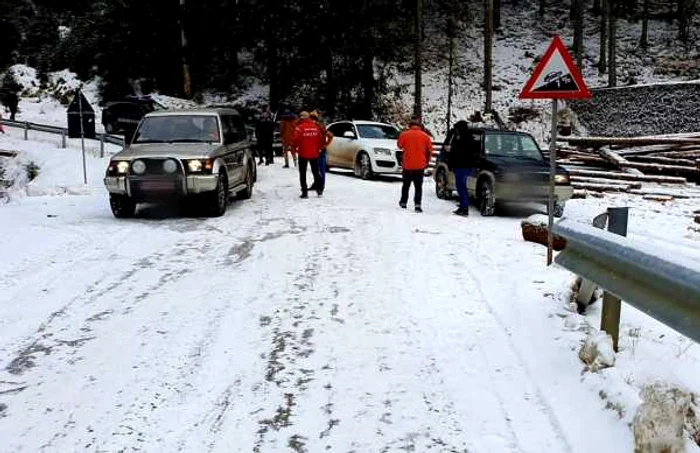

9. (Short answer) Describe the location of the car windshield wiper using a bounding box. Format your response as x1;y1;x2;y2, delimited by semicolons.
133;139;167;144
169;139;212;143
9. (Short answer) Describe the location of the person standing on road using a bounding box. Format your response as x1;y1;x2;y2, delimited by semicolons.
448;120;478;216
279;109;298;168
397;117;433;213
310;110;333;191
256;104;275;165
293;111;325;198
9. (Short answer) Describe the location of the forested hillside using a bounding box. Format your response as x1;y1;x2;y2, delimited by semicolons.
1;0;698;136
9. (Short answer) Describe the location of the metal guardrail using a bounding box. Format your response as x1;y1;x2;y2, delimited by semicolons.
0;118;125;155
554;218;700;345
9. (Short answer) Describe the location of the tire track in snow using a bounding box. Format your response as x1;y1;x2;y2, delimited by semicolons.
449;246;574;453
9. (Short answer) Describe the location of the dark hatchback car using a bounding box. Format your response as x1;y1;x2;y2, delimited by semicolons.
101;96;166;135
433;128;573;216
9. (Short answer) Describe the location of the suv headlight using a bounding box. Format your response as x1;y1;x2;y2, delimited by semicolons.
373;147;392;156
132;159;147;175
185;159;213;174
107;160;130;176
555;174;570;184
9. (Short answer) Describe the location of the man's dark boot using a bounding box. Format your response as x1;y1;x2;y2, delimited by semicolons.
415;206;423;213
399;202;407;209
300;192;309;199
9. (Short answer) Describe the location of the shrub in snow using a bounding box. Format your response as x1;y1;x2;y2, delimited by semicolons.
633;383;693;453
7;65;40;97
578;331;616;372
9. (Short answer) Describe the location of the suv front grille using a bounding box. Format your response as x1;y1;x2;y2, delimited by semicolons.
133;158;183;176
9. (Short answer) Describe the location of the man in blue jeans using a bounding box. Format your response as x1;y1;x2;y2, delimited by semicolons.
447;121;478;216
310;110;333;191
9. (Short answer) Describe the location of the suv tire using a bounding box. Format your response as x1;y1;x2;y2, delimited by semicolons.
435;168;450;199
238;164;254;200
206;172;228;217
479;178;496;217
110;194;136;218
355;152;373;180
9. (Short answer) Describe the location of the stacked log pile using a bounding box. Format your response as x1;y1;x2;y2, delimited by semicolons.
556;134;700;199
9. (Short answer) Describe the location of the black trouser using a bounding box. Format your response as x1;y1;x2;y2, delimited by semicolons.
400;169;424;207
258;141;273;163
299;158;321;194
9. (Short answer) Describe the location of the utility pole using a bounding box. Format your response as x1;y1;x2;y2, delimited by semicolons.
414;0;423;118
179;0;192;98
485;0;494;112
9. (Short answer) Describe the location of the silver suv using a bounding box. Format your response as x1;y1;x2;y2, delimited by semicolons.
104;109;256;218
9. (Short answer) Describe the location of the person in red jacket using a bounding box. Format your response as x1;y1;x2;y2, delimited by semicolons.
397;117;433;212
293;111;325;198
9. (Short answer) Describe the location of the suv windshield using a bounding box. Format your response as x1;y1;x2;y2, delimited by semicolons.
484;133;543;161
356;124;399;140
132;115;221;144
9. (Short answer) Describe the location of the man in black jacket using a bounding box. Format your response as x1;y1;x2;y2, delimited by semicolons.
447;121;478;216
255;105;275;165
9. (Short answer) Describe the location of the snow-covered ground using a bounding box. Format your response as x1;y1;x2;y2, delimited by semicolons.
1;137;699;452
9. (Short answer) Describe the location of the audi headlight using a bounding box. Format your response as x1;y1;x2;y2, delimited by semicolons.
373;147;392;156
131;159;146;175
555;174;570;184
162;159;178;174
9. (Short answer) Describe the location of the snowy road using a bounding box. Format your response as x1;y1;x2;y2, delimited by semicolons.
1;165;632;452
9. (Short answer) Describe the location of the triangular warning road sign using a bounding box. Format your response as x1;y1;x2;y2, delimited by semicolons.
519;35;591;100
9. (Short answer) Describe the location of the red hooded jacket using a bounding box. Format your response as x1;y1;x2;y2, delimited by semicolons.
397;125;433;170
293;118;325;159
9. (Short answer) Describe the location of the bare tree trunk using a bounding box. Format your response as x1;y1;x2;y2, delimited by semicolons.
608;0;617;86
446;19;455;131
494;0;501;30
179;0;192;98
573;0;584;69
414;0;423;118
539;0;546;16
640;0;649;48
678;0;690;42
485;0;493;112
593;0;601;15
598;0;608;74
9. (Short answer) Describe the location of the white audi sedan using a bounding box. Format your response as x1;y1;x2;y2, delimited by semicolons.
326;120;402;179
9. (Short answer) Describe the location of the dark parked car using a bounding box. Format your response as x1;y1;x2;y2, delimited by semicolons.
433;127;573;216
101;96;166;135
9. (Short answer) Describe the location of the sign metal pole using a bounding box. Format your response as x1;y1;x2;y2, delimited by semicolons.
78;89;87;185
547;99;558;266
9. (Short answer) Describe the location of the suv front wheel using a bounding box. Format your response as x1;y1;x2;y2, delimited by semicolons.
110;194;136;218
206;172;228;217
355;152;373;180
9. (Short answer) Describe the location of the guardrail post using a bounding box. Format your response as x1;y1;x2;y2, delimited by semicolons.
24;122;29;140
100;134;105;158
577;212;609;309
61;130;67;148
600;207;629;352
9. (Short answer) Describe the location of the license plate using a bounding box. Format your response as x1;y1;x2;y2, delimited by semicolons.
140;180;175;191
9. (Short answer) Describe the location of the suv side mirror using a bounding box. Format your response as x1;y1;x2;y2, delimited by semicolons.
343;131;356;139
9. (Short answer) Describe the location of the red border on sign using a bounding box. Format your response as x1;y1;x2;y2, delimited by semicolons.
519;35;592;100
